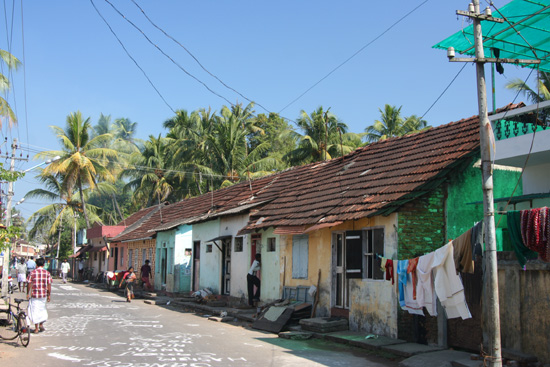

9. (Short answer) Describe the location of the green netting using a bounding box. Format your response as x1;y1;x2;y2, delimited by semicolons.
433;0;550;72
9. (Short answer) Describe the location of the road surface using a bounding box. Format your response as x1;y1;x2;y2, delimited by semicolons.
1;280;400;367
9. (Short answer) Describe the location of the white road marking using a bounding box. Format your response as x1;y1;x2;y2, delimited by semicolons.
48;352;83;362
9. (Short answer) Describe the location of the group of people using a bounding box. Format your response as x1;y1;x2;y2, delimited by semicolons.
118;260;152;302
15;257;71;291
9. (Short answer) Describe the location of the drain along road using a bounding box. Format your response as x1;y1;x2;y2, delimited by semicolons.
1;280;400;367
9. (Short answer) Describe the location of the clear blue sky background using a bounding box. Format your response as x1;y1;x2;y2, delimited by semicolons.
1;0;535;221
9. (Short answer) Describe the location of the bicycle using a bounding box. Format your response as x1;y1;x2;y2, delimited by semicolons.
0;296;31;347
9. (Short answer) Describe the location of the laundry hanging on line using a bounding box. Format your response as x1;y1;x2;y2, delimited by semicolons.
520;206;550;262
389;223;481;320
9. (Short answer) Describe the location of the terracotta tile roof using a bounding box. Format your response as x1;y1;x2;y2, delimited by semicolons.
115;205;158;227
240;103;523;232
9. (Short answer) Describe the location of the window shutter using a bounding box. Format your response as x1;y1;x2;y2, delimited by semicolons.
292;235;309;279
346;230;363;278
373;229;385;280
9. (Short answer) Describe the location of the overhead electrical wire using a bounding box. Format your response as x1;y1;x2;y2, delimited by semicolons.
278;0;431;114
89;0;176;114
91;0;300;128
19;0;29;160
103;0;236;109
129;0;272;115
420;63;468;120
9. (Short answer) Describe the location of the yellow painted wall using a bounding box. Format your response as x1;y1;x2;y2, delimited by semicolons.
279;214;399;336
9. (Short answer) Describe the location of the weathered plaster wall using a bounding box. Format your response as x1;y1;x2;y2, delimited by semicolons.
279;215;398;336
279;230;331;316
523;162;550;194
498;256;550;364
192;220;221;293
219;214;249;299
346;215;399;336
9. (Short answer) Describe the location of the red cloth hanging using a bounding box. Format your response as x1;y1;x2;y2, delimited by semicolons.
407;257;419;299
385;259;394;285
520;207;550;262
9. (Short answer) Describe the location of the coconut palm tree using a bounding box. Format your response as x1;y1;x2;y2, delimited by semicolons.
365;105;430;142
506;71;550;103
25;171;102;246
36;111;118;228
402;115;430;135
0;49;21;128
284;107;359;165
207;105;276;187
121;134;173;207
163;108;215;197
365;105;405;142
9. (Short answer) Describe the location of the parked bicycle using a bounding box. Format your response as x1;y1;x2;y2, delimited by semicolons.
83;267;94;281
0;296;31;347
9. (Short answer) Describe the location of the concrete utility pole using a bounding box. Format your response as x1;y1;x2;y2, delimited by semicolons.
446;4;540;366
1;139;18;297
471;1;502;365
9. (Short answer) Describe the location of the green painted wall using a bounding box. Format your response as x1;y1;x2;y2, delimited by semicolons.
446;157;522;250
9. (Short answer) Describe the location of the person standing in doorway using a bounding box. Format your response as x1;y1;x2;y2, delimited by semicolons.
247;253;261;306
60;259;71;283
16;258;27;292
140;260;152;291
27;258;52;333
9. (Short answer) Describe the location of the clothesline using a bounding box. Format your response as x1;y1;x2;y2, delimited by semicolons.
379;221;483;320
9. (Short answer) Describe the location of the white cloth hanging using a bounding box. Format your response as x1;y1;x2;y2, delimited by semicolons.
432;242;471;320
416;252;438;316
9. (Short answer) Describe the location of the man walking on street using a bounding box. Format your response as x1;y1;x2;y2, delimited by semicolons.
61;259;70;283
27;257;52;333
78;258;84;281
16;258;27;292
26;256;36;277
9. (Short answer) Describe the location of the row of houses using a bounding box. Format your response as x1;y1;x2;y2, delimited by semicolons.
76;102;550;363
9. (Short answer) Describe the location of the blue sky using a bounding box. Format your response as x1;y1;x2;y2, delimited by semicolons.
1;0;535;220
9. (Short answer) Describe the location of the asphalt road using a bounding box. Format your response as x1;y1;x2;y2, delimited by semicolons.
1;280;400;367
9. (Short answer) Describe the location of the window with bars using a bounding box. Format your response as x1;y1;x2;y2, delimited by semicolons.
267;237;276;252
362;229;385;280
234;237;243;252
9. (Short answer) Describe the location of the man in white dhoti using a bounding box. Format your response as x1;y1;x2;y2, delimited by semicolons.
26;258;52;333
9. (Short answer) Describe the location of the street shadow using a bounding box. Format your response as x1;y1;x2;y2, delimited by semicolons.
0;339;25;348
256;336;402;366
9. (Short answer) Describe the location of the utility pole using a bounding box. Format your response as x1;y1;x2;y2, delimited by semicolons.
1;139;18;297
472;1;502;365
447;2;539;366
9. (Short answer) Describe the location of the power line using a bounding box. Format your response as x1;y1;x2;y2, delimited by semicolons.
103;0;236;108
130;0;272;115
93;1;300;129
89;0;176;114
420;62;469;120
278;0;431;114
19;0;29;162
